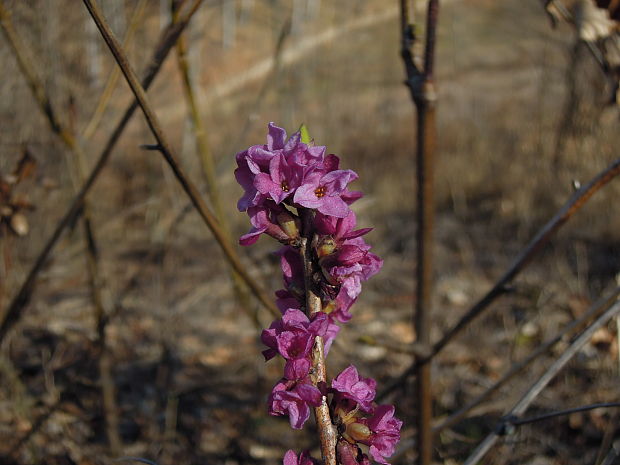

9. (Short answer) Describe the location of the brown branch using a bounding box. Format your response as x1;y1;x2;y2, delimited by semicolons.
81;0;148;140
81;0;279;318
378;157;620;401
433;286;620;433
400;1;440;464
0;0;205;344
0;4;121;451
462;299;620;465
173;4;256;326
300;209;337;465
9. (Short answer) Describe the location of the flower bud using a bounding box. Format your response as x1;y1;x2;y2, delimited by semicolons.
346;422;372;442
277;211;301;241
322;300;336;315
316;236;336;258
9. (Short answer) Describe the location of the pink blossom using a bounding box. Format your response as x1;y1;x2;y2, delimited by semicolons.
254;153;303;204
337;439;371;465
359;405;403;465
314;211;372;242
293;170;358;218
260;309;328;365
268;378;322;429
283;450;318;465
239;203;290;246
332;365;377;413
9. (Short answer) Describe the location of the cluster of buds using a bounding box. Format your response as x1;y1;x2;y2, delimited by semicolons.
236;123;402;465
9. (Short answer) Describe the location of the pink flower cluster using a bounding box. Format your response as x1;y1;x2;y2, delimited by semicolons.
236;123;401;465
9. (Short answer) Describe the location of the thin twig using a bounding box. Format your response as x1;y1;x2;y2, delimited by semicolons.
379;157;620;401
300;209;337;465
462;299;620;465
0;4;121;450
504;402;620;429
0;0;205;344
81;0;148;140
173;3;256;326
432;286;620;433
81;0;279;318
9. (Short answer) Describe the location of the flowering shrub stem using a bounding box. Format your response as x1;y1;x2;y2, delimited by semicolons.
300;210;337;465
237;123;401;465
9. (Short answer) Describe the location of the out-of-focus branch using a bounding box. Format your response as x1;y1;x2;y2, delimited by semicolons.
173;3;257;326
379;157;620;401
82;0;148;140
433;286;620;433
81;0;279;318
0;2;121;451
0;0;206;344
462;299;620;465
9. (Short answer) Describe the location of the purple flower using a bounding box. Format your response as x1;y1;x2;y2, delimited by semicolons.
275;289;301;313
239;203;290;246
337;439;371;465
277;246;304;291
323;318;341;355
314;211;372;242
254;153;303;204
283;450;318;465
267;122;288;150
268;378;322;429
293;169;358;218
260;309;328;366
235;150;266;212
359;405;403;465
236;123;334;213
332;365;377;413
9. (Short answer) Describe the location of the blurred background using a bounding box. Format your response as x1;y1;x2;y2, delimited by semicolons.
0;0;619;464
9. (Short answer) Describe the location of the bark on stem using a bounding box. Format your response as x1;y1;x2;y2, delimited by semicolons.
300;209;337;465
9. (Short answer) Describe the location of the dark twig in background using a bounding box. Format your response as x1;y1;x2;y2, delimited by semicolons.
500;402;620;430
0;4;122;450
172;1;258;327
81;0;148;141
0;0;205;344
80;0;279;319
380;157;620;401
433;286;620;433
399;1;439;463
462;299;620;465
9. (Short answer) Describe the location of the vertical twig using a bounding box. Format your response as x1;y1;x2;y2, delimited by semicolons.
0;2;122;452
81;0;148;140
400;1;439;464
172;2;257;326
0;0;205;344
300;209;337;465
80;0;279;318
378;157;620;402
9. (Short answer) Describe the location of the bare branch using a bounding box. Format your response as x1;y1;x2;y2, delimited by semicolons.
433;286;620;433
80;0;279;318
379;157;620;401
173;4;256;324
82;0;148;140
462;299;620;465
0;0;206;344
